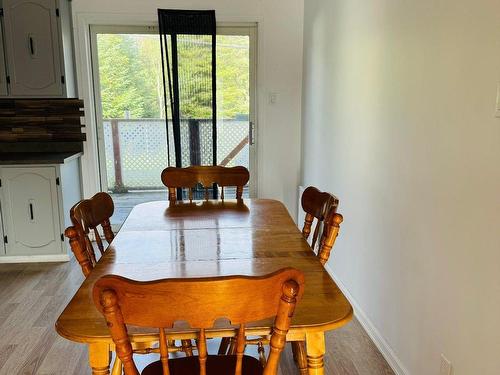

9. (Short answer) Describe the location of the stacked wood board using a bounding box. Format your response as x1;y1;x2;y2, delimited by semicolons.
0;99;85;152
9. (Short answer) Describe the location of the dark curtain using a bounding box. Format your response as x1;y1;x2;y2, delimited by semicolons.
158;9;217;198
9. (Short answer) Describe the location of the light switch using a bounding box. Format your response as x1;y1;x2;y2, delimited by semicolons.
269;92;278;104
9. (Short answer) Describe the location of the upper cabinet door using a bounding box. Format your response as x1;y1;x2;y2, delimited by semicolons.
3;0;63;96
0;17;9;96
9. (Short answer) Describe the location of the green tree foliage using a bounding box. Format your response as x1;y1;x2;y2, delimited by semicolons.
97;33;249;120
216;35;250;119
177;35;213;119
97;34;158;119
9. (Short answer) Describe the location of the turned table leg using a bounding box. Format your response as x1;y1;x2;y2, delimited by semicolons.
305;332;326;375
89;343;111;375
110;355;122;375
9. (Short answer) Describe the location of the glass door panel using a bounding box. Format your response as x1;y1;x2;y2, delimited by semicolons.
91;25;257;229
216;26;257;198
92;28;167;229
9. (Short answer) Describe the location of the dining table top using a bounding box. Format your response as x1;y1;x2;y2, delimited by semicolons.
56;198;353;344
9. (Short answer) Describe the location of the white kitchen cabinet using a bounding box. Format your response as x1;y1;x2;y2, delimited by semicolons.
0;15;8;96
1;0;75;97
1;166;61;255
0;154;82;261
0;201;5;255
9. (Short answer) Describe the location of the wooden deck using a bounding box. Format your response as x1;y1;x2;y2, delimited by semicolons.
110;190;167;228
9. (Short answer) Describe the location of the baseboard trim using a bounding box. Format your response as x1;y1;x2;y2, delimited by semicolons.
0;254;70;263
324;263;410;375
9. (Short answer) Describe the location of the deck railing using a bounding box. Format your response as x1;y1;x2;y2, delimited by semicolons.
103;118;249;192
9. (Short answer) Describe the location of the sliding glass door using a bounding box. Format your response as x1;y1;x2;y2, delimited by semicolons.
90;24;257;228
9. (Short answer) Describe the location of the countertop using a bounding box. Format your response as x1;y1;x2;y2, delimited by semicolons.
0;152;83;165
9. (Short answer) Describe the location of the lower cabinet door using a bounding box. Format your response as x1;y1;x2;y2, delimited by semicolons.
0;203;5;255
1;167;62;255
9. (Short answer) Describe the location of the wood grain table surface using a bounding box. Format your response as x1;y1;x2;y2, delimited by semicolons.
56;199;353;375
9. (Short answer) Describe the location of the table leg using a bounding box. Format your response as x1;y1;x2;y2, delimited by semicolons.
305;332;326;375
89;343;111;375
111;355;122;375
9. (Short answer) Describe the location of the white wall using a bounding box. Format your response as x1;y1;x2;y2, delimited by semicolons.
302;1;500;374
71;0;304;217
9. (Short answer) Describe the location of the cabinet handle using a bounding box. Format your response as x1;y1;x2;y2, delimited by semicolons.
29;36;35;56
29;203;34;221
249;121;254;145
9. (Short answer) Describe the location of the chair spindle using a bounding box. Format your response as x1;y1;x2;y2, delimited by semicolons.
84;236;97;265
93;228;105;255
258;341;267;367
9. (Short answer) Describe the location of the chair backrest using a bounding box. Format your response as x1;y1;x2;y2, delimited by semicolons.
301;186;339;250
93;268;304;375
161;166;250;202
65;192;115;276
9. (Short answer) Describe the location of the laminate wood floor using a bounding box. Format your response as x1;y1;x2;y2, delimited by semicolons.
0;258;394;375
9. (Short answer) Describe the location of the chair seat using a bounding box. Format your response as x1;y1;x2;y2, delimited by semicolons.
141;354;263;375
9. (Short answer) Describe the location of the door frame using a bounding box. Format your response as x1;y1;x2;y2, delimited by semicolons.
89;23;258;197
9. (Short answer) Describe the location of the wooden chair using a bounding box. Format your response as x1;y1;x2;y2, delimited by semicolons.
66;192;194;372
292;186;343;374
93;268;304;375
162;165;250;355
65;192;115;277
300;186;339;252
220;187;343;362
161;166;250;202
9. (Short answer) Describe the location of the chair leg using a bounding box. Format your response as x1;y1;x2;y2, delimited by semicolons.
257;342;267;367
218;337;231;355
181;339;194;356
291;341;298;362
228;337;237;355
292;341;308;375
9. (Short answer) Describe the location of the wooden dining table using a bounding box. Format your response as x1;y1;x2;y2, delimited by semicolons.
56;198;353;375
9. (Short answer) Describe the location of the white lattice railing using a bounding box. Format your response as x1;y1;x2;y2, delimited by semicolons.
103;118;249;191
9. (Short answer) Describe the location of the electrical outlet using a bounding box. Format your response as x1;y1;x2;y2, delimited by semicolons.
440;354;452;375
